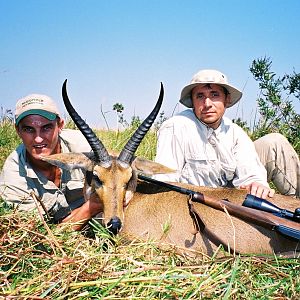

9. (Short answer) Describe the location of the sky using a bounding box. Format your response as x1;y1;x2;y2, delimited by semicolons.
1;0;300;129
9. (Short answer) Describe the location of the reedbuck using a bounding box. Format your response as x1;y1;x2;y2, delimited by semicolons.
43;81;300;257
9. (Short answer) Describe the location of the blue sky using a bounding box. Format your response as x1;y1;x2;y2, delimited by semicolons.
1;0;300;129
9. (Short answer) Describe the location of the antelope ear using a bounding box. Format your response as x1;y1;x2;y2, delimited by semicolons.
40;152;95;171
132;157;175;175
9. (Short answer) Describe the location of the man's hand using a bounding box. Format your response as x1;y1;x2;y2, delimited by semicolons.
61;200;103;231
240;182;275;199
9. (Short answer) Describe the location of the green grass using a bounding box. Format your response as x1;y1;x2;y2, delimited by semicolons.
1;207;300;299
0;119;21;169
1;120;300;299
95;126;157;160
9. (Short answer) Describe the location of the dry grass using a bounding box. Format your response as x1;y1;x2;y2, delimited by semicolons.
1;206;300;299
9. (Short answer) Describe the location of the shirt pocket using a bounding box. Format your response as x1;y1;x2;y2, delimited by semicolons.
182;154;219;183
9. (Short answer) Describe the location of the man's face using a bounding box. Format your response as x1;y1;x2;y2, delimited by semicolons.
191;83;231;129
16;115;64;161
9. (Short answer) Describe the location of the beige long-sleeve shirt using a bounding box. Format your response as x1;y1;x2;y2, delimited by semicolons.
0;129;91;221
154;109;268;188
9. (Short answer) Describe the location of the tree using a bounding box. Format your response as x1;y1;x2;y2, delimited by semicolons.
113;103;128;128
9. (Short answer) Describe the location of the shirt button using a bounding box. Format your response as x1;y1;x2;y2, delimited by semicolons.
208;137;216;147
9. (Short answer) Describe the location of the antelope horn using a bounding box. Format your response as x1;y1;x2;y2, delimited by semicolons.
118;83;164;165
62;80;111;165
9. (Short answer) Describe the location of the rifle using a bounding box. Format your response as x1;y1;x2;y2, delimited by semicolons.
138;174;300;241
243;194;300;223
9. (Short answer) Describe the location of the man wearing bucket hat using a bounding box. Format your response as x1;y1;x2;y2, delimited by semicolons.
155;69;299;198
0;94;103;229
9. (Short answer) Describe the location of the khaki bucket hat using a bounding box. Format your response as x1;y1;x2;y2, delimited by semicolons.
15;94;61;125
179;69;242;108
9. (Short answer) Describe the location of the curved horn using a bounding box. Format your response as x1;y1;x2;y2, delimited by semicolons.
118;83;164;164
62;80;111;164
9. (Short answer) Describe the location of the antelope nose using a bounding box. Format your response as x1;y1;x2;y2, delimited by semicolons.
107;216;122;235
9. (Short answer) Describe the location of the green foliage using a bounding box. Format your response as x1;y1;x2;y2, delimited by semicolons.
112;103;124;113
154;111;168;131
130;115;142;128
0;112;21;169
112;101;167;132
249;57;300;154
63;115;78;129
113;102;128;128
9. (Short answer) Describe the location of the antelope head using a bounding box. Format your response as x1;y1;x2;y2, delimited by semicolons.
42;80;173;234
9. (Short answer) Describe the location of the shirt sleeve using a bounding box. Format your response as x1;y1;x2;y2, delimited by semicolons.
154;120;185;182
232;127;269;187
60;129;92;153
0;151;71;222
0;151;36;208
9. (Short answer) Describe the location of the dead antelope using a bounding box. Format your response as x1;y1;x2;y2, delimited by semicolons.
43;81;300;257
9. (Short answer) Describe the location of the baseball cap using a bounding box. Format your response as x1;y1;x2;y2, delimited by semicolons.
15;94;61;125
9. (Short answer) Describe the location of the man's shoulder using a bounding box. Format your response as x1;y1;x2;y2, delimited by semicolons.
60;129;91;152
174;109;196;120
160;109;196;129
1;144;26;175
4;144;25;163
221;117;253;143
60;129;94;144
60;129;83;137
222;117;247;133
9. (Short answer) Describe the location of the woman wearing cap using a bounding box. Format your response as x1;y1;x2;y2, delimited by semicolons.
0;94;103;229
155;69;299;199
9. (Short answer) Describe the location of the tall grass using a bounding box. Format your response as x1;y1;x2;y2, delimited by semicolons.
0;119;20;169
95;127;157;160
1;206;300;299
65;116;157;160
1;119;300;299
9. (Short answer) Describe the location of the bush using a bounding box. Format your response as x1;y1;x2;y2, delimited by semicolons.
249;57;300;155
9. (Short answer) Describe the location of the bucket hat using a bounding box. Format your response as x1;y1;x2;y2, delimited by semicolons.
15;94;61;125
179;69;242;108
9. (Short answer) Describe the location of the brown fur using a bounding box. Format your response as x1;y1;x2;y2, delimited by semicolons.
42;153;300;257
123;181;300;257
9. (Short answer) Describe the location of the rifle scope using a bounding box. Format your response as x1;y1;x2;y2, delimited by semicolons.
243;194;300;223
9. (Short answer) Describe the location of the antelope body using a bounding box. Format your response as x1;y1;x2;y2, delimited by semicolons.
43;81;300;257
123;181;300;256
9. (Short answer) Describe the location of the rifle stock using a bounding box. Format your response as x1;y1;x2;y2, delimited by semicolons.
138;175;300;241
